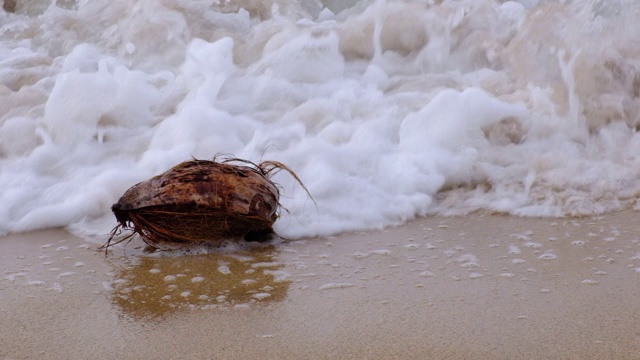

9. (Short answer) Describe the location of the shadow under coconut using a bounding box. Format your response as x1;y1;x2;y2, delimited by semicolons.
109;246;291;320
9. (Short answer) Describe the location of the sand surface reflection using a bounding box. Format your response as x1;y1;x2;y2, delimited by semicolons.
109;246;291;319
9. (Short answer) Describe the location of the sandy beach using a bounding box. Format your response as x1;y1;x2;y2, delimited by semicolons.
2;211;640;360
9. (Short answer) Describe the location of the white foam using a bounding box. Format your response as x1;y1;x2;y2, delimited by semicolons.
538;251;558;261
508;245;521;255
319;282;355;290
2;0;640;239
57;271;77;278
352;249;391;259
418;270;435;278
581;279;599;285
523;242;542;249
252;292;272;300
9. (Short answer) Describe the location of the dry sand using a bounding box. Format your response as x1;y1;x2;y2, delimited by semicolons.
2;212;640;359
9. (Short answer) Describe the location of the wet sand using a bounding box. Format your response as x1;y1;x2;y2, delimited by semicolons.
2;212;640;359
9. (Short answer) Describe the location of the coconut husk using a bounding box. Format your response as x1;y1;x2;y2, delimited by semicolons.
103;158;310;251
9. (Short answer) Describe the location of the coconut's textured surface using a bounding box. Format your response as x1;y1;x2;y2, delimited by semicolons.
111;160;280;250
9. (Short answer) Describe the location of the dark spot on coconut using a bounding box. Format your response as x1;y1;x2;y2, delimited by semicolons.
244;228;275;242
249;194;272;216
3;0;16;12
180;173;210;183
236;170;249;178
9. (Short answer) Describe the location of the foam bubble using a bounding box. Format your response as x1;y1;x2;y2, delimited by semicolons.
508;245;521;254
57;271;76;278
538;251;558;260
523;242;542;249
253;292;272;300
319;282;355;290
419;271;435;278
581;279;599;285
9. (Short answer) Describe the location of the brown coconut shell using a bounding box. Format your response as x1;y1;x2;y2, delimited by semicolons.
108;159;285;250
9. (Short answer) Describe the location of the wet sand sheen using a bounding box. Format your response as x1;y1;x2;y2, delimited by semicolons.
2;212;640;359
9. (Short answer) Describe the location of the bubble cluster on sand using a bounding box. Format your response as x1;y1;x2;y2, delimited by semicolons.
1;237;108;296
106;250;290;317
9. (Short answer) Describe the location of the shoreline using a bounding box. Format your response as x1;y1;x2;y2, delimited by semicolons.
2;211;640;359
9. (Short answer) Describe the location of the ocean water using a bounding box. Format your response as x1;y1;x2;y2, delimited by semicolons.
1;0;639;240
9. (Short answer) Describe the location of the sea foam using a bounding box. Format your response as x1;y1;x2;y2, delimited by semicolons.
1;0;640;239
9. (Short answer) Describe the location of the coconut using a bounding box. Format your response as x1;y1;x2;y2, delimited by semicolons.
104;158;309;251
